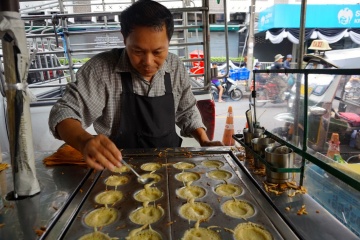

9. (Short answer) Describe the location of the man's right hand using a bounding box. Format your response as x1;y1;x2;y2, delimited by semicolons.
81;134;122;171
56;119;122;171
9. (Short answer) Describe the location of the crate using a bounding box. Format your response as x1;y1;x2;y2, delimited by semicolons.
228;68;250;80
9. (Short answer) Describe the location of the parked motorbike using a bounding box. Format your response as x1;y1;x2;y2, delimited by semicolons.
249;75;291;107
211;77;243;101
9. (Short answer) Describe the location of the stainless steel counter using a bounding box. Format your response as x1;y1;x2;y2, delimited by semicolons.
240;159;360;240
0;147;358;239
0;151;95;240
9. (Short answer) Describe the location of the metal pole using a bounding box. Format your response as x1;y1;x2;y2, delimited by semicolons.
246;0;255;88
294;0;307;186
0;1;19;12
297;0;307;69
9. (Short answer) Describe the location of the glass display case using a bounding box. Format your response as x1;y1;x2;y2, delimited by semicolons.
235;66;360;238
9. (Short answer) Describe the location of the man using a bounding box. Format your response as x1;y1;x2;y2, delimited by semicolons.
211;64;224;102
271;54;284;70
271;54;287;102
49;0;223;171
253;62;268;84
283;54;292;69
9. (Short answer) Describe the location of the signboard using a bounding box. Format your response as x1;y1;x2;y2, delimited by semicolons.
259;4;360;32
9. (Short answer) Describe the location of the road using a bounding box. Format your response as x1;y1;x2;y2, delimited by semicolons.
213;94;289;142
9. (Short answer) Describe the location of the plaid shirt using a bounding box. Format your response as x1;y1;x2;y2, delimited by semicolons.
49;48;205;141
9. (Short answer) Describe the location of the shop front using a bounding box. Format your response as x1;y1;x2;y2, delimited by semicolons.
255;4;360;62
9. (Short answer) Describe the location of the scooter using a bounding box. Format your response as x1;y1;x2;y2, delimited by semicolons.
211;77;243;101
249;75;292;107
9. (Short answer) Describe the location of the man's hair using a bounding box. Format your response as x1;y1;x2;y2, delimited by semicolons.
120;0;174;41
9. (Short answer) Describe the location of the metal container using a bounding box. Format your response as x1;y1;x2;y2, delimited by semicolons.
243;128;265;160
265;146;294;183
251;138;276;169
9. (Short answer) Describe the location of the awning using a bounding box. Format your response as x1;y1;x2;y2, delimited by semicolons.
265;28;360;44
258;4;360;44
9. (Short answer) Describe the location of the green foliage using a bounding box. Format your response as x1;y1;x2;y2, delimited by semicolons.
210;56;243;63
58;58;90;65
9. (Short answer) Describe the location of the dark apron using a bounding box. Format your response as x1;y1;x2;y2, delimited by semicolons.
114;72;182;149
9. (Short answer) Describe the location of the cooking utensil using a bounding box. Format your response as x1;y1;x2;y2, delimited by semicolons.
245;108;253;133
120;159;154;184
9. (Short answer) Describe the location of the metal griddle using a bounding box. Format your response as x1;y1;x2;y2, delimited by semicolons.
53;148;298;240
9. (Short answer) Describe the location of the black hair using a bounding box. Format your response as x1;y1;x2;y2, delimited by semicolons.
120;0;174;41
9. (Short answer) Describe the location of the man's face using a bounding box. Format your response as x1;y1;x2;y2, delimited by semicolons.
124;25;169;81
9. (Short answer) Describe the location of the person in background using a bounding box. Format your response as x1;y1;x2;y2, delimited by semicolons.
211;64;225;102
48;0;223;171
253;62;268;84
240;56;247;68
271;54;287;102
253;62;261;70
271;54;284;71
283;54;292;69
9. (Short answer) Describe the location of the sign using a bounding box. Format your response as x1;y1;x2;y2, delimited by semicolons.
259;4;360;32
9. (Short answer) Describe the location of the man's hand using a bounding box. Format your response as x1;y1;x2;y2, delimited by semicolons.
56;119;122;171
81;134;122;171
191;127;224;147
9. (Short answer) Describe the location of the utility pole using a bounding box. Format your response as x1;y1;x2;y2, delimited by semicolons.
246;0;255;88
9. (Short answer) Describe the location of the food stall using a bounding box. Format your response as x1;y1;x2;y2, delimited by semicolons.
1;144;359;239
0;0;359;239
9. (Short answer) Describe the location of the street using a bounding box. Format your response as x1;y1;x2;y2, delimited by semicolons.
213;94;289;142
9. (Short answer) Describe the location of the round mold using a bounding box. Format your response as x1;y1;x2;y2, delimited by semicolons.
94;190;123;205
140;162;162;171
214;183;243;197
133;187;163;202
207;170;232;180
182;227;221;240
129;206;164;225
139;173;162;183
175;172;200;182
221;200;255;219
104;175;129;187
83;207;118;228
179;202;213;221
201;160;224;168
78;231;112;240
176;186;206;200
233;222;273;240
173;162;196;170
127;228;162;240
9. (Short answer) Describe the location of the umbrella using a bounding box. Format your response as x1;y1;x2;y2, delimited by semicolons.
0;9;40;198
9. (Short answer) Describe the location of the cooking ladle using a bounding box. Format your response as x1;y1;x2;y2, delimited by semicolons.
120;159;154;184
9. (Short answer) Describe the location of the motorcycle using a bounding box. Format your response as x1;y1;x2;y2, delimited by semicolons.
211;77;243;101
249;74;292;107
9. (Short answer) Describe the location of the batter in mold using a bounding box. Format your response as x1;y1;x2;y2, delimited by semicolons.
202;160;224;168
179;199;213;221
141;162;162;171
233;222;273;240
214;183;242;197
173;162;196;170
95;190;123;205
84;207;118;228
129;203;164;225
222;200;255;219
105;175;129;187
175;172;200;182
207;170;232;180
